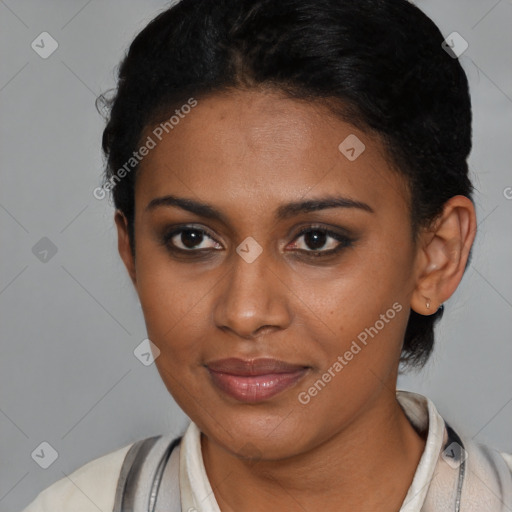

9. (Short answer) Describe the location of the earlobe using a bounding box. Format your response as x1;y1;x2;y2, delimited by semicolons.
411;195;476;316
114;210;137;287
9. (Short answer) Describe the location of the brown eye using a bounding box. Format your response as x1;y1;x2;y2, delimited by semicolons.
302;230;330;250
177;229;205;249
163;227;222;252
288;226;353;256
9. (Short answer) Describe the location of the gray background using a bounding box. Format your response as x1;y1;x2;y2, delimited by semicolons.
0;1;510;510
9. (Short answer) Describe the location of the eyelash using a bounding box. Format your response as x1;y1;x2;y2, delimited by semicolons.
160;224;354;258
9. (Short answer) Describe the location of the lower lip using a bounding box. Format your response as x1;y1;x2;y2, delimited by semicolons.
207;368;308;403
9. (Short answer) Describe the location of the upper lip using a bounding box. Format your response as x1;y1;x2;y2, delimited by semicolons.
205;358;308;376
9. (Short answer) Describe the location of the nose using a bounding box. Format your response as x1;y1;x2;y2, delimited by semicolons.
213;248;293;340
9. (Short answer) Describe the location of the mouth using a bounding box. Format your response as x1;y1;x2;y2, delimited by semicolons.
205;358;310;403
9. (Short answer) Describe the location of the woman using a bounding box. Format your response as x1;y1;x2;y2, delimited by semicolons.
22;0;512;510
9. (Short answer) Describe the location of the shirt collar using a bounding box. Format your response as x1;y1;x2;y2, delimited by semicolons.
396;390;447;511
178;390;447;512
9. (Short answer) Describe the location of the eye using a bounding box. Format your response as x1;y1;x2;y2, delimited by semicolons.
162;226;222;252
287;226;353;256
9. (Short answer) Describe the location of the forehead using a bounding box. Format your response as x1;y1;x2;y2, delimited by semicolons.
135;89;408;221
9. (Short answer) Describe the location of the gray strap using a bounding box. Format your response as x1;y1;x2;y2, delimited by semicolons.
113;434;182;512
113;436;160;512
443;422;466;512
153;442;181;512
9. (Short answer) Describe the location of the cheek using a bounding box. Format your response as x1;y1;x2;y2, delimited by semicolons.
293;299;407;433
134;254;209;357
305;282;407;378
293;242;411;384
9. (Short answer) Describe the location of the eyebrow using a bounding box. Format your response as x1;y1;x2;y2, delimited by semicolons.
145;194;374;222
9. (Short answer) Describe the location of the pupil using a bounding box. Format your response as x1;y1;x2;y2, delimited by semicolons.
182;229;203;248
305;230;326;250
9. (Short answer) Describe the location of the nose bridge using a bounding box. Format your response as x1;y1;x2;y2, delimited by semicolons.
213;246;291;338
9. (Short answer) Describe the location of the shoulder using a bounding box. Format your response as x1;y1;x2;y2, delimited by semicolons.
398;391;512;510
462;434;512;479
21;441;135;512
459;434;512;509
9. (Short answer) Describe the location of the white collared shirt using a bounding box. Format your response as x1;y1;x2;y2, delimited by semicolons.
22;390;512;511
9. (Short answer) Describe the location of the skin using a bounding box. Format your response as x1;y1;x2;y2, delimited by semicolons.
115;88;477;511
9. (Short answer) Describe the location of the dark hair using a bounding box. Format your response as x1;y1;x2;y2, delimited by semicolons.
98;0;473;370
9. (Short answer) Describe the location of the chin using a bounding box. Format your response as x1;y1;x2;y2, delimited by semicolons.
200;409;310;459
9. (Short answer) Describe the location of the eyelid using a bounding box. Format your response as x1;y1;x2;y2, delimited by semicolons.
291;223;353;239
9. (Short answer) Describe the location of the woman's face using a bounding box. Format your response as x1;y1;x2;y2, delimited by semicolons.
120;89;422;459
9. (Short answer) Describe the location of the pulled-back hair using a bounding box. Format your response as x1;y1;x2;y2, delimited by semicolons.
99;0;473;369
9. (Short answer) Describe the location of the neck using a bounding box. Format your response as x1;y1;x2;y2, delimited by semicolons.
201;390;427;512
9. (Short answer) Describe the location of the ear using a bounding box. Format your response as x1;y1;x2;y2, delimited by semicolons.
114;210;137;288
411;195;477;316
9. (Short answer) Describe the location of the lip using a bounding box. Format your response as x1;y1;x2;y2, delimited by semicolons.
205;358;309;403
